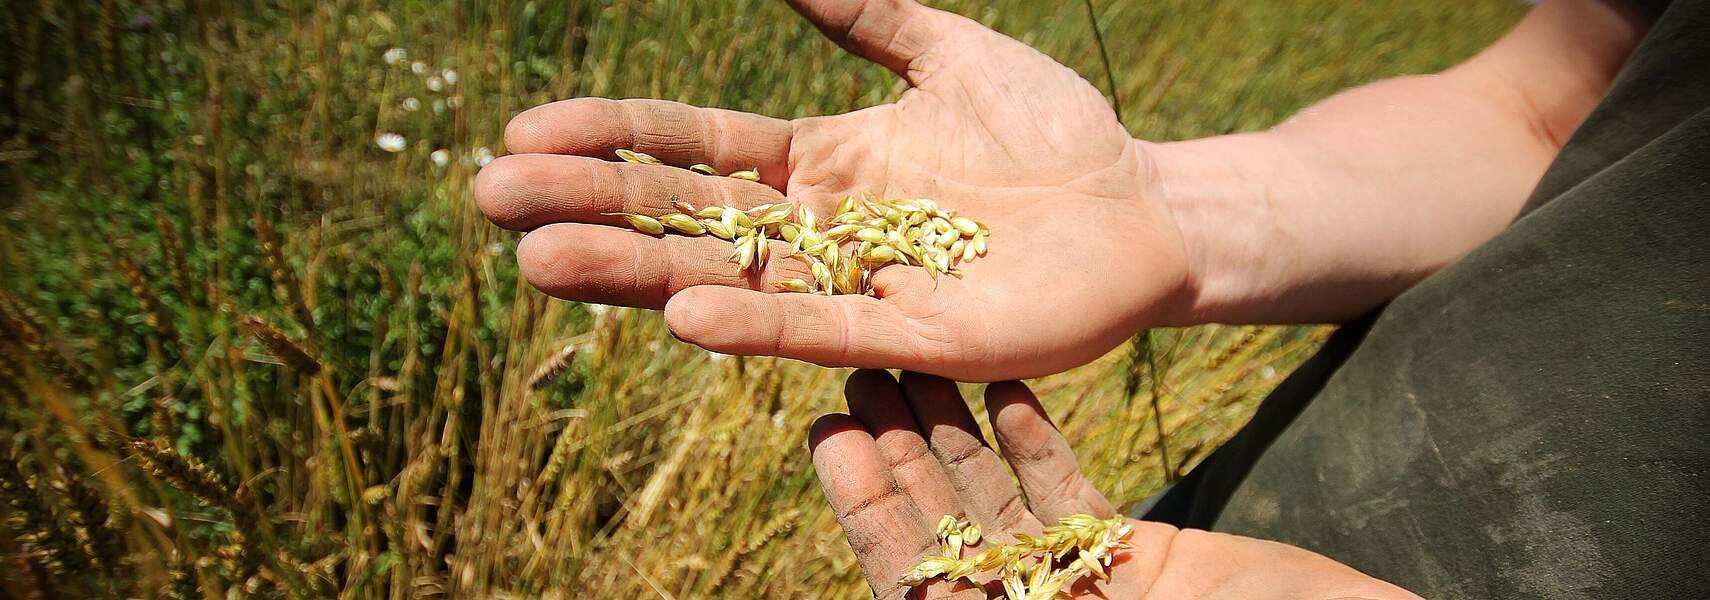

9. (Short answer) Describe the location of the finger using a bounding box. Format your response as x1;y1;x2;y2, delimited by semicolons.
475;153;786;231
898;372;1043;540
784;0;962;84
503;97;791;187
808;414;956;600
984;381;1115;522
663;286;924;369
844;370;964;522
516;223;813;308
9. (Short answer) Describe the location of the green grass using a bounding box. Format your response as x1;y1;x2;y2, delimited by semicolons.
0;0;1521;597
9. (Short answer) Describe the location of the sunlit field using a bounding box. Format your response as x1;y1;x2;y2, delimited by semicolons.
0;1;1520;597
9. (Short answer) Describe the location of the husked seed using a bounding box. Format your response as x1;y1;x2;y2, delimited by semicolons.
604;149;993;296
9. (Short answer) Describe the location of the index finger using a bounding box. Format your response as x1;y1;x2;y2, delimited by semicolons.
503;97;793;188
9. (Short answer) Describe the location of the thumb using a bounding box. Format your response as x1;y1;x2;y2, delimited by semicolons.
663;285;925;370
783;0;965;84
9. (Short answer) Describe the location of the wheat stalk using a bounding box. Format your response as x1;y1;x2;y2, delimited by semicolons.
240;314;321;373
528;343;578;390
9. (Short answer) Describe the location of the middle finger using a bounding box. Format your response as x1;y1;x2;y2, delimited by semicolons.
476;153;786;232
899;372;1044;541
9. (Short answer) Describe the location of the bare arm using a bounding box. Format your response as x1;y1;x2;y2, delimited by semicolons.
480;0;1648;381
1155;0;1648;325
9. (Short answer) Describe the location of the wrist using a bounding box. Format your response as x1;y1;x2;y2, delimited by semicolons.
1137;133;1296;326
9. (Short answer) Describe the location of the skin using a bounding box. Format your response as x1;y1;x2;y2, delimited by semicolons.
479;0;1647;595
477;0;1642;382
812;371;1424;599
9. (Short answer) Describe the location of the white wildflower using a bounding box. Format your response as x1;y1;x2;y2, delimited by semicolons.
400;97;421;112
446;95;463;110
586;303;610;319
425;76;444;92
1262;365;1277;379
707;351;728;363
430;149;450;168
375;132;407;153
441;68;458;85
410;61;428;75
382;47;407;65
473;146;494;167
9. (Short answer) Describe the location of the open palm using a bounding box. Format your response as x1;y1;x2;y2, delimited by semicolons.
812;371;1421;599
476;0;1188;380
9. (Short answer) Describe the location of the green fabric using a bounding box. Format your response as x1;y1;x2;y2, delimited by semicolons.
1150;2;1709;598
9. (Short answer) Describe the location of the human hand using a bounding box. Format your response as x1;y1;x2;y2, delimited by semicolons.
476;0;1189;381
810;370;1421;599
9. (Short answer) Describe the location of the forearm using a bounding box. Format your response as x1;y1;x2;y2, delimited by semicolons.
1149;0;1645;325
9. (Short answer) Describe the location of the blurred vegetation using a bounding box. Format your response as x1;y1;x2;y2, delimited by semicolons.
0;0;1520;598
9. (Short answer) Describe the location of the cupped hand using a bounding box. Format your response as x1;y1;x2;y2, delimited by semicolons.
476;0;1189;381
810;370;1422;599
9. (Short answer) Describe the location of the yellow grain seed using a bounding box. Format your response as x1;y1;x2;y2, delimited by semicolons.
811;261;833;293
753;206;791;227
704;219;734;240
860;245;896;264
777;223;802;244
1079;552;1107;581
772;279;812;293
834;260;862;293
728;169;760;181
855;227;886;243
950;216;980;236
752;235;769;269
695;206;725;220
672;199;698;215
720;207;741;238
824;223;861;240
689;163;720;176
729;236;756;271
961;237;979;262
972;231;987;256
658;213;706;235
949;239;967;261
936;230;958;249
730;207;754;229
603;212;665;235
615;149;662;165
